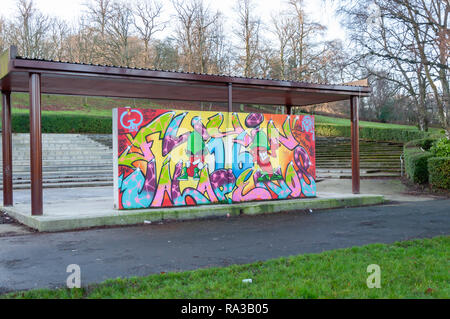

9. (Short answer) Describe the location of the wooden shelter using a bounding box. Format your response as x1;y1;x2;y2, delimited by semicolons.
0;46;370;215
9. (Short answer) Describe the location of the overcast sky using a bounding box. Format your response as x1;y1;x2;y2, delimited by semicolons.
1;0;346;42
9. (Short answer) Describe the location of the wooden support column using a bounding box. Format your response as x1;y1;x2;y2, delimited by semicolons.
227;82;233;193
350;96;360;194
29;73;43;215
228;83;232;113
286;105;292;115
2;91;13;206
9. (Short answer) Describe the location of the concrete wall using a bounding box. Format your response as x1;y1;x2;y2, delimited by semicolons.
113;107;315;209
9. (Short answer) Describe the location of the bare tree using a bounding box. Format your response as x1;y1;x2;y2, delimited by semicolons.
105;1;138;66
338;0;428;130
48;18;70;61
83;0;113;64
84;0;112;38
271;13;295;80
0;17;6;52
133;0;166;67
151;38;180;70
233;0;261;77
267;0;345;84
400;0;449;136
172;0;224;73
286;0;327;81
66;17;98;64
207;13;232;74
6;0;51;58
172;0;198;72
257;42;277;79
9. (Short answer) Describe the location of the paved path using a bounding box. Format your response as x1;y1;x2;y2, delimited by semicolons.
0;199;449;293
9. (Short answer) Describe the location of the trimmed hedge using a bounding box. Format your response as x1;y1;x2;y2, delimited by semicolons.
403;139;434;184
404;138;436;150
359;126;431;143
315;123;430;143
428;157;450;189
12;113;112;134
430;137;450;157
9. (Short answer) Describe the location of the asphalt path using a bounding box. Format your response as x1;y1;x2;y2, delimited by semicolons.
0;199;449;293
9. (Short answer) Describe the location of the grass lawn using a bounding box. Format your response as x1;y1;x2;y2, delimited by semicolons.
3;236;449;299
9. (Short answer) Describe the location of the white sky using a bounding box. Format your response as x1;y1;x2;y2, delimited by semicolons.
0;0;346;42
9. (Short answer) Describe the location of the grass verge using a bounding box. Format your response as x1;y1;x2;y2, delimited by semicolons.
3;236;449;299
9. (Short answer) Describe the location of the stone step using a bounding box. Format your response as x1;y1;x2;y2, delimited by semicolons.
5;137;103;142
316;146;403;149
316;153;402;157
1;156;112;162
317;143;402;146
317;168;400;173
316;162;401;166
316;165;400;171
316;149;403;153
0;180;114;190
317;156;402;159
7;139;100;144
316;159;401;163
317;148;402;151
2;147;105;151
3;158;113;164
317;147;402;150
8;134;100;139
5;176;112;185
317;158;402;161
317;149;402;152
0;170;113;180
1;134;405;187
1;147;111;153
317;142;402;145
4;152;112;156
3;153;112;158
317;166;400;170
1;164;113;172
317;173;400;179
318;151;402;153
5;141;107;147
317;155;401;158
4;165;113;173
317;170;401;175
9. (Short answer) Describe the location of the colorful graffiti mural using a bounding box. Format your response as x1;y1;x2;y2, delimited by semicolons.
113;107;316;209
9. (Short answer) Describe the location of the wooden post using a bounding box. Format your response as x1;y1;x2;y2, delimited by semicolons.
350;96;360;194
286;105;292;115
2;91;13;206
29;73;43;215
228;83;232;113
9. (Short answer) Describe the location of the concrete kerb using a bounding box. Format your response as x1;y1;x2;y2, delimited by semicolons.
0;194;385;232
